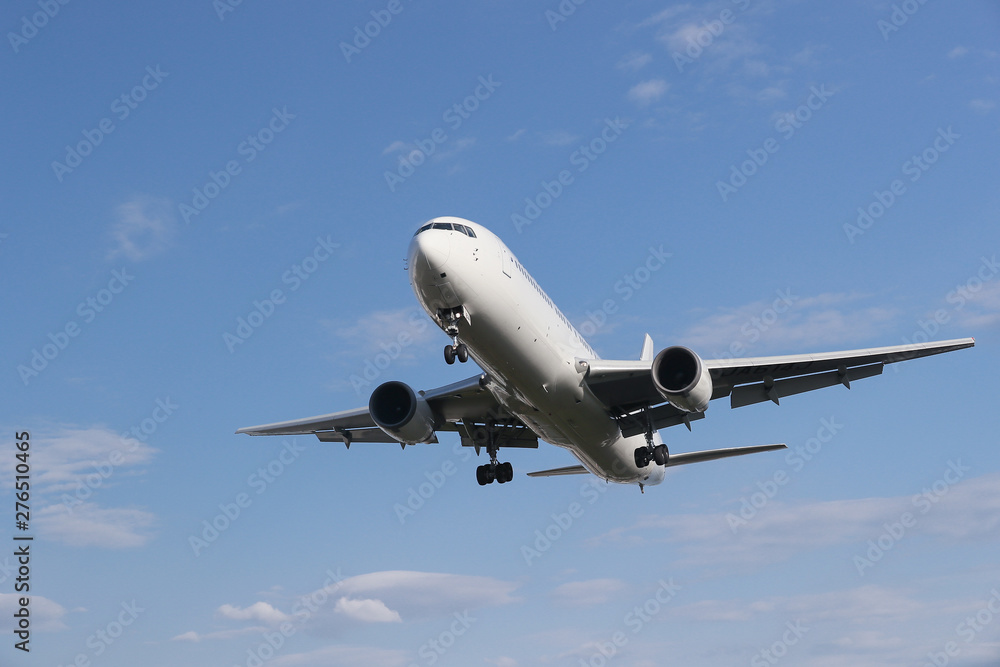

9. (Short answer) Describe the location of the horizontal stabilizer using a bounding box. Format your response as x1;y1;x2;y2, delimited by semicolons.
526;465;590;477
666;443;786;467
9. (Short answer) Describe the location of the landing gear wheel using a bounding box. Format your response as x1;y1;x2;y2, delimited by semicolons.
476;465;491;486
499;462;513;483
634;447;651;468
444;345;456;365
653;444;669;466
456;343;469;363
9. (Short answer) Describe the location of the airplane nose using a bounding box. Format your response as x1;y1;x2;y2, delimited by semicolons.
414;229;451;273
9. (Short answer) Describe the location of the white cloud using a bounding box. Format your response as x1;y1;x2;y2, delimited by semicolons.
0;425;156;495
333;597;402;623
540;130;580;146
636;5;693;29
171;626;267;642
35;502;156;548
333;570;519;618
618;52;652;71
108;195;176;261
0;593;68;632
270;644;408;667
0;425;158;548
550;579;627;607
382;140;410;155
969;99;995;113
485;658;518;667
218;601;292;625
589;471;1000;569
952;279;1000;328
505;128;526;142
676;292;898;356
628;79;669;106
323;307;438;362
948;46;969;59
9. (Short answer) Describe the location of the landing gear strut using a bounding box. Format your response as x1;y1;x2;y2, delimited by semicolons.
476;422;513;485
440;308;469;364
633;405;668;468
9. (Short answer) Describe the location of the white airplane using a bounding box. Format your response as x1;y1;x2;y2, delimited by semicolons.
238;217;975;491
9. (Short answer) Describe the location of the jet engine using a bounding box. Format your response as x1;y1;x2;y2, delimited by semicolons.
369;381;436;443
651;346;713;413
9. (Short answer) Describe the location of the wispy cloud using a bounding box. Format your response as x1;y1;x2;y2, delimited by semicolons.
108;195;176;262
589;471;1000;569
549;578;627;607
0;425;159;548
628;79;669;106
676;292;898;356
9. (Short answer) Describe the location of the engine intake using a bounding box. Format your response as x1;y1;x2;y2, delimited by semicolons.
369;381;436;443
651;346;712;413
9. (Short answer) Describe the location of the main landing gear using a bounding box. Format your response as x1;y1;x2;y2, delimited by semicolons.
440;307;469;365
633;405;668;468
444;342;468;365
476;423;513;485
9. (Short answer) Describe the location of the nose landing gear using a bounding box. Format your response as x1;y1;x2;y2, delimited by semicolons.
444;342;468;364
440;307;469;364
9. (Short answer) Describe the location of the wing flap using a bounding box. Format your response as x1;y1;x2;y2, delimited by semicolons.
729;362;883;408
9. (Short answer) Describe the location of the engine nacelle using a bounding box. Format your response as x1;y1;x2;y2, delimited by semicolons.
651;346;713;413
369;381;436;444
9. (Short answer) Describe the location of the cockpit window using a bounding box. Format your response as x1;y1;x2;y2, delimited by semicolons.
414;221;476;237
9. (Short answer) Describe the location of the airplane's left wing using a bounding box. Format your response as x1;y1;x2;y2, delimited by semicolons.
236;373;538;450
583;337;975;437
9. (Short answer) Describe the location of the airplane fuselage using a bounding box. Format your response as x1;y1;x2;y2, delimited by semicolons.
408;217;665;486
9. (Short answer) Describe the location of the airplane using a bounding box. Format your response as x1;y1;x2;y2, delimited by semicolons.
237;216;975;491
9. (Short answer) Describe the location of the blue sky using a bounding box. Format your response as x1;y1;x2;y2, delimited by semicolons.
2;1;1000;665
